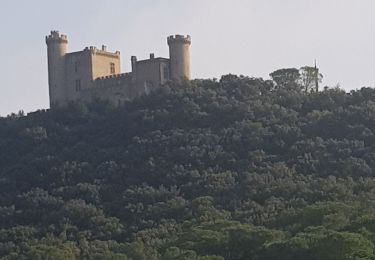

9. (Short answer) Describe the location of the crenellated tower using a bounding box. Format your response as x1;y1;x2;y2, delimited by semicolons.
167;35;191;81
46;31;68;108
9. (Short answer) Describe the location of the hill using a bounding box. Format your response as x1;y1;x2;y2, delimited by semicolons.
1;75;375;259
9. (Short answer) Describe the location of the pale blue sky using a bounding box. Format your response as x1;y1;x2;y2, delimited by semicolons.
1;0;375;115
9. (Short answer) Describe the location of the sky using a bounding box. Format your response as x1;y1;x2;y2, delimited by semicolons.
1;0;375;116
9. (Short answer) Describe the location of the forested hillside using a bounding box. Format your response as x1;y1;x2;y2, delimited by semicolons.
2;74;375;259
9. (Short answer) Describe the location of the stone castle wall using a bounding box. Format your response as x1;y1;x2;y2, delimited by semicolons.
46;31;191;108
86;73;136;105
65;50;93;101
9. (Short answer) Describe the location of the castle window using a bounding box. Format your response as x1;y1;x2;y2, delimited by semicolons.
110;63;115;74
75;79;81;91
75;61;80;73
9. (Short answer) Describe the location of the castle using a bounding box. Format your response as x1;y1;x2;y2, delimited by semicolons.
46;31;191;108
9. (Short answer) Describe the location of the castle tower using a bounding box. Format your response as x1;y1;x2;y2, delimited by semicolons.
167;35;191;81
46;31;68;108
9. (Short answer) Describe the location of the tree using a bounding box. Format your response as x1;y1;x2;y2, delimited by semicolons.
269;68;301;89
299;66;323;92
2;73;375;259
314;231;374;260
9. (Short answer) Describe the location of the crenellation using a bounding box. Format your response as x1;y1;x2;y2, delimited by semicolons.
95;73;131;81
46;31;68;42
94;50;120;58
136;57;169;64
167;35;191;45
46;30;191;108
85;45;120;58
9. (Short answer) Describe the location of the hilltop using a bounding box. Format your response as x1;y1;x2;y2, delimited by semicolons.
1;75;375;259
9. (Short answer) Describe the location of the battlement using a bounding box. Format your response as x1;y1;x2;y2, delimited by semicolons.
95;73;132;81
136;57;169;64
167;35;191;45
93;73;133;92
46;31;68;44
84;46;120;57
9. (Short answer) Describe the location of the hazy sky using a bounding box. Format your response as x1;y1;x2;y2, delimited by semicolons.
1;0;375;115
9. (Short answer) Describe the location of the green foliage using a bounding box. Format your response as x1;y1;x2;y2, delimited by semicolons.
270;68;301;90
2;74;375;258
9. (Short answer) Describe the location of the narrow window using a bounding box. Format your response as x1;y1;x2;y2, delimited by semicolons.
163;66;170;80
75;79;81;91
110;63;115;74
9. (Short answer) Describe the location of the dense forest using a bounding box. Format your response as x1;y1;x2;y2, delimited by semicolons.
2;70;375;259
